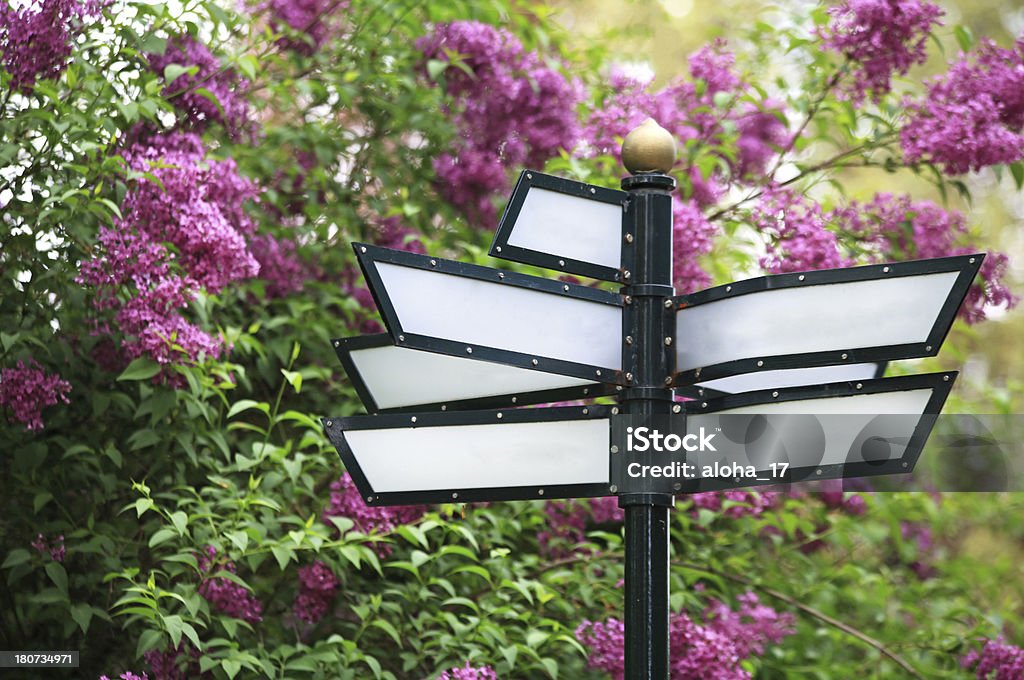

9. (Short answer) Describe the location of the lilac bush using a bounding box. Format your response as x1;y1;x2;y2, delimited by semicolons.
0;360;72;431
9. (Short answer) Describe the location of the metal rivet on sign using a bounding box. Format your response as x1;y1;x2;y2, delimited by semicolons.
856;383;863;389
411;416;417;423
616;386;624;392
398;335;405;342
452;492;459;499
563;284;570;292
672;404;682;413
583;388;590;395
902;462;908;468
430;259;437;266
531;358;538;366
816;469;822;476
701;402;708;408
366;496;373;502
798;275;805;281
673;483;681;491
596;370;602;377
623;270;631;280
441;405;447;411
333;340;340;347
498;272;505;279
725;286;732;292
326;421;333;428
841;353;847;359
625;373;634;382
944;375;950;381
969;257;976;264
512;396;518;403
526;173;533;179
625;336;633;345
582;408;589;415
772;391;779;398
695;368;701;378
609;485;618;493
611;407;620;415
625;233;634;243
360;246;367;253
559;260;565;267
757;360;764;367
590;187;596;194
883;266;890;273
497;413;503;419
496;246;502;253
926;345;932;352
538;489;545;495
466;347;473;354
610;445;619;454
665;337;672;346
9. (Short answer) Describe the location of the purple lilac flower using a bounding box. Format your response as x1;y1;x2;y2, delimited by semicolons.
899;521;937;580
735;100;789;178
437;663;498;680
538;501;588;557
321;473;426;556
0;360;71;431
147;36;249;135
590;497;624;524
196;546;263;623
294;560;339;624
78;132;260;370
821;0;943;102
752;187;850;273
690;490;779;519
0;0;103;91
418;21;582;227
577;592;794;679
901;39;1024;174
249;234;309;299
31;533;66;561
817;480;868;516
371;216;426;254
689;39;740;96
265;0;348;54
143;642;203;680
673;199;717;293
99;673;149;680
835;194;1017;323
961;637;1024;679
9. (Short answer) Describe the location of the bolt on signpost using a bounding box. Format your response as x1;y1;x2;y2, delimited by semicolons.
323;119;982;679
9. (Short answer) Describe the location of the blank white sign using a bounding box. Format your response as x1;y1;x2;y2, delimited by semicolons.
346;418;610;492
677;272;959;372
507;187;622;269
349;344;594;410
695;363;883;394
377;262;622;370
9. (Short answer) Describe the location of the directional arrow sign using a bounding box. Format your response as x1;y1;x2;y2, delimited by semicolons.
490;170;627;282
322;406;614;505
334;334;615;413
613;372;955;495
673;254;982;386
355;243;624;383
676;362;887;399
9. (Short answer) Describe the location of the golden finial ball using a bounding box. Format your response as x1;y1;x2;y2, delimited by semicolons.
621;118;677;174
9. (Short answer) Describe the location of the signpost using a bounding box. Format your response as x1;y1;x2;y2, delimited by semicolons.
323;118;981;679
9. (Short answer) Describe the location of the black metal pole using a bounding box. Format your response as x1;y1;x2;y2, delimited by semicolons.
619;149;676;679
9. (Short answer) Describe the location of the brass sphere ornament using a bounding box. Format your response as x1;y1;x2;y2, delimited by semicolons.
621;118;677;174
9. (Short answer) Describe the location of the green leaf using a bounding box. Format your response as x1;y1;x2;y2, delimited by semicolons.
163;614;183;648
149;528;177;548
227;530;249;552
170;511;188;536
45;562;68;597
427;59;448;80
135;498;154;517
1010;161;1024;190
2;549;31;569
117;358;161;381
954;25;974;52
163;63;193;86
222;659;242;679
227;399;269;419
371;619;402;646
136;628;163;659
280;369;302;393
70;603;93;634
271;545;294;570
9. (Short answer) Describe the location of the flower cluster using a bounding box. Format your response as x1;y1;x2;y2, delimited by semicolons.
265;0;348;54
734;101;789;178
0;360;71;431
689;490;780;519
321;473;426;555
577;591;795;679
901;39;1024;174
196;546;263;623
99;673;148;680
817;480;868;516
79;131;260;371
294;560;339;624
752;187;849;273
0;0;103;91
673;199;717;293
418;21;583;226
31;533;66;562
248;234;309;299
835;193;1016;323
437;663;498;680
538;498;624;557
961;636;1024;679
821;0;943;102
147;36;250;135
142;643;203;680
898;521;937;580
